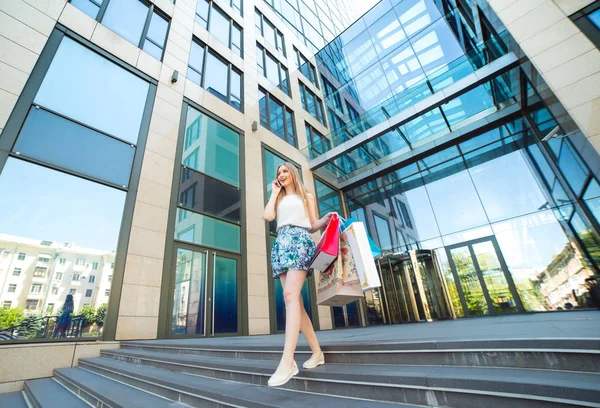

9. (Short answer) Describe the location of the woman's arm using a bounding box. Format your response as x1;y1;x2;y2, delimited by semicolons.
263;180;282;221
307;193;336;234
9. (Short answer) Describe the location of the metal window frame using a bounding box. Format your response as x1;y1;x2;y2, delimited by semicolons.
259;87;297;147
570;1;600;49
73;0;171;61
0;26;158;344
257;43;290;96
188;38;244;112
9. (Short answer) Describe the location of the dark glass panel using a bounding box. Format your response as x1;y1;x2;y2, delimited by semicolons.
179;167;241;223
213;256;238;333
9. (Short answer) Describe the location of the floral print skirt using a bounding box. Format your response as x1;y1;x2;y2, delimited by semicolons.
271;225;316;279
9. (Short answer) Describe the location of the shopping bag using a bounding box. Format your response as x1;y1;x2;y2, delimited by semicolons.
309;213;340;271
344;222;382;291
341;217;381;258
317;230;363;306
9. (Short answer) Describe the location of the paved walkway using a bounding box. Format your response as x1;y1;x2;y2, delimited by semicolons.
132;310;600;347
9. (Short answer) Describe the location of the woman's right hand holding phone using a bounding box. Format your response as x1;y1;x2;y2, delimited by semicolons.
271;179;282;196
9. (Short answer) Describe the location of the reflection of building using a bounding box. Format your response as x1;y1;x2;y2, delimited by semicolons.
0;234;113;315
536;243;594;310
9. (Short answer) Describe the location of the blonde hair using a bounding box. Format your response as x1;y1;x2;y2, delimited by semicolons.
274;163;309;215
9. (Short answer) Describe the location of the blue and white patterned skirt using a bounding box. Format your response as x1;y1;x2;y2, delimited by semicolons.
271;225;316;279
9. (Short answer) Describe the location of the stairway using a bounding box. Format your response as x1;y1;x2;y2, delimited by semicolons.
1;334;599;407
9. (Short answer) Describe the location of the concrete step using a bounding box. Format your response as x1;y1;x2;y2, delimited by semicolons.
53;367;189;408
120;338;600;372
99;348;600;408
23;378;90;408
77;356;414;407
0;391;28;408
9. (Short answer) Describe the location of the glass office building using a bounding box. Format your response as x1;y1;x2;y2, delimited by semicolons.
0;0;599;348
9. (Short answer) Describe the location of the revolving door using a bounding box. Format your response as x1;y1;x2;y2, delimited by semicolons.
367;249;455;325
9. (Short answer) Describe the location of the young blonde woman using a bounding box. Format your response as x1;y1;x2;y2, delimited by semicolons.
263;163;335;387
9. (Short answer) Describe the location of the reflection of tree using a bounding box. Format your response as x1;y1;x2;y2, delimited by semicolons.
443;270;464;317
452;252;487;315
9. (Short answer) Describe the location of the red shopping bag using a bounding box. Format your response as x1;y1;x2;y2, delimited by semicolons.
308;213;340;271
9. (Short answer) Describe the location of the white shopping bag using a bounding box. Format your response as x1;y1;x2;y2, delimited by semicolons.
343;222;382;291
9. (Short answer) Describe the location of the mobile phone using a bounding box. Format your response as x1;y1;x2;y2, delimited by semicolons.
275;180;281;188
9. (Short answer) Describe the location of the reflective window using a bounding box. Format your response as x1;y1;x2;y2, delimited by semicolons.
255;9;286;56
295;48;319;88
374;214;393;250
35;37;150;144
197;1;243;57
306;123;331;159
314;179;342;215
0;158;126;252
182;107;240;187
171;249;207;335
321;76;342;112
213;255;238;333
258;88;296;147
73;0;170;60
175;209;240;253
299;82;327;126
14;108;135;188
256;44;290;96
70;0;103;19
187;41;243;112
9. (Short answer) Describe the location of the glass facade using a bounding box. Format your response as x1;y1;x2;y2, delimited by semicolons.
170;106;242;336
196;0;243;57
259;88;297;147
0;35;151;341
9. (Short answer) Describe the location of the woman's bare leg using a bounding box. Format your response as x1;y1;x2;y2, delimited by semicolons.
280;274;321;355
272;269;306;375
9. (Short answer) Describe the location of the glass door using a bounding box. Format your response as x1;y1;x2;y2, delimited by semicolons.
170;245;241;337
447;237;523;317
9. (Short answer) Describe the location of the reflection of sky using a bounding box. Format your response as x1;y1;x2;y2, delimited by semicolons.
353;143;575;271
0;159;126;251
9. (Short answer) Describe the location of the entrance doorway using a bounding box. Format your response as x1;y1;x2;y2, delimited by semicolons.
369;249;455;325
169;245;242;337
446;237;524;316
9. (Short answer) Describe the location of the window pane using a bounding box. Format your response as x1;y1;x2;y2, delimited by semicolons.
230;69;242;111
269;97;285;139
13;108;135;187
102;0;148;46
209;7;231;47
175;209;241;253
232;24;242;57
0;158;126;251
315;179;342;215
204;52;228;102
143;41;163;60
588;8;600;29
213;256;238;333
70;0;101;19
259;89;268;127
172;248;207;335
188;42;205;86
285;109;295;145
183;108;240;187
146;12;168;48
196;0;209;28
263;20;276;44
265;53;280;86
374;214;393;250
179;168;241;223
34;37;150;144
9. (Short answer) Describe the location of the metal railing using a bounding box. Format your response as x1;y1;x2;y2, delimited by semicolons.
0;314;88;341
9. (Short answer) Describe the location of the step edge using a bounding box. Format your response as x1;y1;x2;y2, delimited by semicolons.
88;353;600;405
100;350;600;380
118;345;600;355
79;359;426;408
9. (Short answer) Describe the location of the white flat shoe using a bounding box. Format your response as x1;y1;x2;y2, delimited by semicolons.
303;352;325;369
268;361;299;387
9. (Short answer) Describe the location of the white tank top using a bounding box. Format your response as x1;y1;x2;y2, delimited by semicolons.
276;195;311;230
